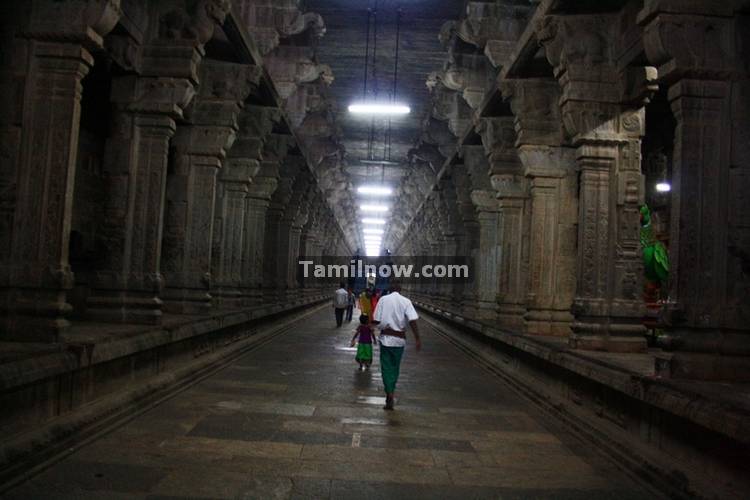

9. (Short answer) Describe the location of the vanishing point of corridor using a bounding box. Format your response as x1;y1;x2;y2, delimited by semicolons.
4;306;653;499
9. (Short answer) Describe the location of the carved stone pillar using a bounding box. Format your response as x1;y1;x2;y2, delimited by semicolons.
453;165;480;318
639;4;750;379
538;14;656;351
0;1;120;341
88;0;231;324
477;117;529;331
242;169;278;307
162;62;261;314
263;158;299;305
465;145;500;321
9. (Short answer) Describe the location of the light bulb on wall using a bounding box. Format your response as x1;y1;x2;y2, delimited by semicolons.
656;182;671;193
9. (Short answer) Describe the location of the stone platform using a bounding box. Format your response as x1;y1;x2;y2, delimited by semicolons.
414;301;750;500
0;294;329;489
3;307;657;499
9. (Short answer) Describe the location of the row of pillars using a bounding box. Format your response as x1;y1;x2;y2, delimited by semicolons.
0;0;349;343
398;5;749;381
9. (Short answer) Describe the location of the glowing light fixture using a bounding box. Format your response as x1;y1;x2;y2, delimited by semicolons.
363;228;384;235
348;103;410;115
656;182;671;193
362;218;386;225
358;185;393;196
360;204;389;212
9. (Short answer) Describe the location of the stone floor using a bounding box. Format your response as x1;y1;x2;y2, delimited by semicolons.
4;307;659;499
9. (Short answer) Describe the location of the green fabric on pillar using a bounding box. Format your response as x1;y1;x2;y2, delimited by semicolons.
380;345;404;394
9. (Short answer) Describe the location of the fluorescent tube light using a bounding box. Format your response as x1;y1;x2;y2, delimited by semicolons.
348;103;411;115
360;204;389;212
358;185;393;196
362;218;386;225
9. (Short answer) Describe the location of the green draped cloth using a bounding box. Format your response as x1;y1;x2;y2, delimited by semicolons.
356;343;373;362
379;345;404;394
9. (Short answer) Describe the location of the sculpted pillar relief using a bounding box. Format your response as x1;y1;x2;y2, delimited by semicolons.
0;0;121;340
86;0;231;324
162;62;261;314
639;2;750;380
538;13;656;351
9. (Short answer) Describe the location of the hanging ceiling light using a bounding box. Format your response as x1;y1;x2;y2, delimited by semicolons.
348;103;410;115
363;228;385;234
362;218;386;225
360;204;389;212
358;185;393;195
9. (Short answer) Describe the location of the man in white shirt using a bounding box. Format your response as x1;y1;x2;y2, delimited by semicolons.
372;281;421;410
333;282;349;327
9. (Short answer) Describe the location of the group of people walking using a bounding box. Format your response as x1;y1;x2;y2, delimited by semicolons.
333;281;420;411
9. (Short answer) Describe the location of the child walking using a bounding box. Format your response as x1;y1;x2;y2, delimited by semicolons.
351;315;375;370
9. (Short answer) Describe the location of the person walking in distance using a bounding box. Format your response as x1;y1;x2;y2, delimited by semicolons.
345;287;355;322
371;281;421;410
333;282;348;327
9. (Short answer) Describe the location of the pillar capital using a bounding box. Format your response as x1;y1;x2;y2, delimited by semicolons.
500;78;566;147
21;0;122;50
638;1;748;84
535;14;658;143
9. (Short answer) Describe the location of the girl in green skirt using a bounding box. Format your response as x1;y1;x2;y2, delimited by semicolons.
350;315;375;370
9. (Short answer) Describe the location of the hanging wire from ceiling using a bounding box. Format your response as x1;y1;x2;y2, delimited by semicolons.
360;2;403;167
384;7;402;164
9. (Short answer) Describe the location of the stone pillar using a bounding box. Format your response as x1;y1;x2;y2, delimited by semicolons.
464;145;500;321
501;80;578;336
639;3;750;379
88;71;196;323
263;158;299;305
453;165;480;318
477;117;529;331
242;174;277;307
211;104;279;309
88;0;231;324
212;159;256;308
162;62;261;314
0;1;120;341
538;14;657;351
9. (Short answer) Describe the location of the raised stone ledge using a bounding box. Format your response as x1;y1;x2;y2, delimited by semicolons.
0;296;329;490
414;300;750;446
0;296;326;391
414;300;750;498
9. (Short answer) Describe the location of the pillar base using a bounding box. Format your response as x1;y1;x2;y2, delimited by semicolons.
0;289;71;342
162;287;212;315
655;353;750;382
211;287;244;310
569;334;647;353
496;303;526;331
655;328;750;381
87;291;163;325
524;308;573;336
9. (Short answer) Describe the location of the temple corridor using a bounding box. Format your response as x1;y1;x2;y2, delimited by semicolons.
1;0;749;498
3;306;654;499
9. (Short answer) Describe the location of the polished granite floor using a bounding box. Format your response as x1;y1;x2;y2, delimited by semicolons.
4;307;659;499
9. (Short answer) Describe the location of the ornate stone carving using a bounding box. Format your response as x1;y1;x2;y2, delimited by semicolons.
159;0;231;45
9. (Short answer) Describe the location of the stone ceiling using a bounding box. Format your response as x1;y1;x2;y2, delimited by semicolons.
245;0;536;253
304;0;465;253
